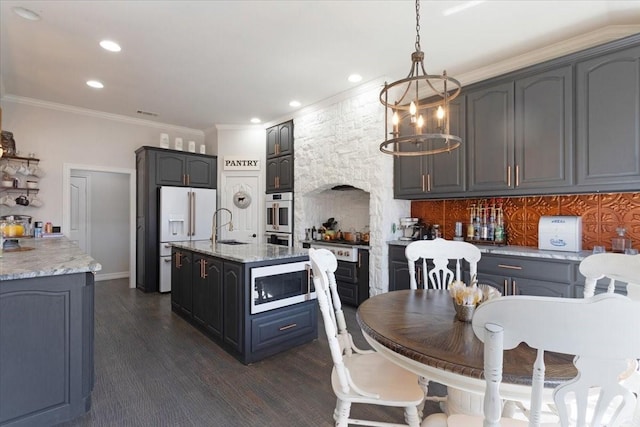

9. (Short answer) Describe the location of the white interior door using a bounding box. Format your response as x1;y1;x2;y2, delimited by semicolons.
222;175;260;243
69;175;89;252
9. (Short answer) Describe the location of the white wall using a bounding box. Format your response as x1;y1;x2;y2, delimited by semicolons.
1;97;205;226
0;97;205;283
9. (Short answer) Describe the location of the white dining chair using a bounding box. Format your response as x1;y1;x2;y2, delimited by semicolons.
579;252;640;300
309;248;424;427
405;238;483;414
423;293;640;427
405;238;481;290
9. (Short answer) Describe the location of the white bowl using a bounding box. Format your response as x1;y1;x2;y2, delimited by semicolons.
1;180;13;188
26;181;38;189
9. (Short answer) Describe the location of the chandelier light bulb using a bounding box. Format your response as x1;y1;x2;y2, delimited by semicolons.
409;101;417;116
417;114;424;129
436;106;445;120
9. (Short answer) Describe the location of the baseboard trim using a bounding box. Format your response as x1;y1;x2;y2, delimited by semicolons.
95;272;129;282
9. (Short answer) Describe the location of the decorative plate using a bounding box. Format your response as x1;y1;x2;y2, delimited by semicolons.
233;190;251;209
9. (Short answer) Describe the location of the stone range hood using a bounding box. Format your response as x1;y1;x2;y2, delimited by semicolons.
292;87;409;294
302;184;370;236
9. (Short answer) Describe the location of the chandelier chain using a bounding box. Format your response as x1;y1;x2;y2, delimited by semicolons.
415;0;421;52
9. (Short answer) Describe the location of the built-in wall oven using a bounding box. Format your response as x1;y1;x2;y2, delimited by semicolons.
266;192;292;234
250;261;315;314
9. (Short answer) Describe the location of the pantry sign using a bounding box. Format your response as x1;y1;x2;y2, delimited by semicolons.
223;156;260;171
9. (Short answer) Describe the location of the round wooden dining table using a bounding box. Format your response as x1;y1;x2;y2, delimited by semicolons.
356;289;577;405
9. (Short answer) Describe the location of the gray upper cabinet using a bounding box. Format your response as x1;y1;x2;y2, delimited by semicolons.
394;97;466;198
393;34;640;200
266;120;293;159
515;66;573;189
576;44;640;188
468;68;572;194
467;81;514;192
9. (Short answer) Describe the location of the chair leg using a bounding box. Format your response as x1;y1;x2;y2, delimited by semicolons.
334;398;351;427
404;405;421;427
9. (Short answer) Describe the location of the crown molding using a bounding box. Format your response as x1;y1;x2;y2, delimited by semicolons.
457;25;640;86
0;94;204;136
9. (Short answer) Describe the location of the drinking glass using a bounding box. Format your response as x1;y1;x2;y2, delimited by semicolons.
624;248;638;255
592;245;606;254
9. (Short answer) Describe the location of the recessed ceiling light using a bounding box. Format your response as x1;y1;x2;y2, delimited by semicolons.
442;1;485;16
86;80;104;89
250;118;261;124
100;40;121;52
348;74;362;83
289;100;301;108
13;6;41;21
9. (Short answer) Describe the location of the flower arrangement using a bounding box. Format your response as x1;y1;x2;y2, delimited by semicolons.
448;275;501;322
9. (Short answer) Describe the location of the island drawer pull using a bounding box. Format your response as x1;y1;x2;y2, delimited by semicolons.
279;323;297;331
498;264;522;270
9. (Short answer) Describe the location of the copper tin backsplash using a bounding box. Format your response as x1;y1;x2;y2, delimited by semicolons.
411;193;640;251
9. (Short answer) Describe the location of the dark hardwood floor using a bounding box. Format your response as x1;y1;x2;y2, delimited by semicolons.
60;279;443;426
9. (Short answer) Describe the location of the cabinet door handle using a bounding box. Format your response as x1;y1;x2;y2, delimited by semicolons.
279;323;297;331
498;264;522;270
275;143;280;156
358;253;362;268
512;280;516;295
201;259;208;279
175;252;182;268
507;165;512;187
503;279;508;295
427;173;431;192
187;174;190;186
515;164;520;187
421;174;426;192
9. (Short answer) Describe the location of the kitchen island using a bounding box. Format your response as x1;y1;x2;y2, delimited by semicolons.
0;237;101;427
170;241;317;364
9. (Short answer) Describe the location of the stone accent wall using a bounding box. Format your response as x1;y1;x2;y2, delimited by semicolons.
294;88;409;294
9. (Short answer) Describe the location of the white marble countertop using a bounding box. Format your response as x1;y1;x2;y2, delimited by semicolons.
388;239;592;262
0;237;102;281
170;240;309;263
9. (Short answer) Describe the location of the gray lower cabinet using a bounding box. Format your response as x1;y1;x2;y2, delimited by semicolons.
0;273;94;427
576;44;640;189
394;98;466;198
389;243;581;297
475;254;574;297
335;249;370;306
171;248;316;364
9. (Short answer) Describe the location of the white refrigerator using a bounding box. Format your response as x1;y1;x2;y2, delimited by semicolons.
159;186;216;292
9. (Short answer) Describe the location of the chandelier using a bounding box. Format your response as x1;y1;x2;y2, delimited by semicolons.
379;0;462;156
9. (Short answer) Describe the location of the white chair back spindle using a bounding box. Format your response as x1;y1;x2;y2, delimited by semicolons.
579;252;640;299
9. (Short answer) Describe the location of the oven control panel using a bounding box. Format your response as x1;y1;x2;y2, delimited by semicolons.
310;243;358;262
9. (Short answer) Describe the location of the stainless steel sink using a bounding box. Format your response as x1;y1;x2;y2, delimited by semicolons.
217;240;247;245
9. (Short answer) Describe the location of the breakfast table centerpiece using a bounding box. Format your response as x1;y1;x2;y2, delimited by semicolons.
448;276;501;322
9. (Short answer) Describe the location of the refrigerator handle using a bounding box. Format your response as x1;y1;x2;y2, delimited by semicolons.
189;191;196;236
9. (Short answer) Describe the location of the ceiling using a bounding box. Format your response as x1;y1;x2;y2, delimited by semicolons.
1;1;640;131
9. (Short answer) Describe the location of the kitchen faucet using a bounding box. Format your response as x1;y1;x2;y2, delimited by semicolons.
211;208;233;243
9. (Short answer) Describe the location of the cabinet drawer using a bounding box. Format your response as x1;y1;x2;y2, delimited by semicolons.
337;282;358;306
336;261;357;283
478;255;574;283
251;302;317;353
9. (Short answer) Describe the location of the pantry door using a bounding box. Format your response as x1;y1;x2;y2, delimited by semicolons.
69;174;89;252
220;175;260;243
